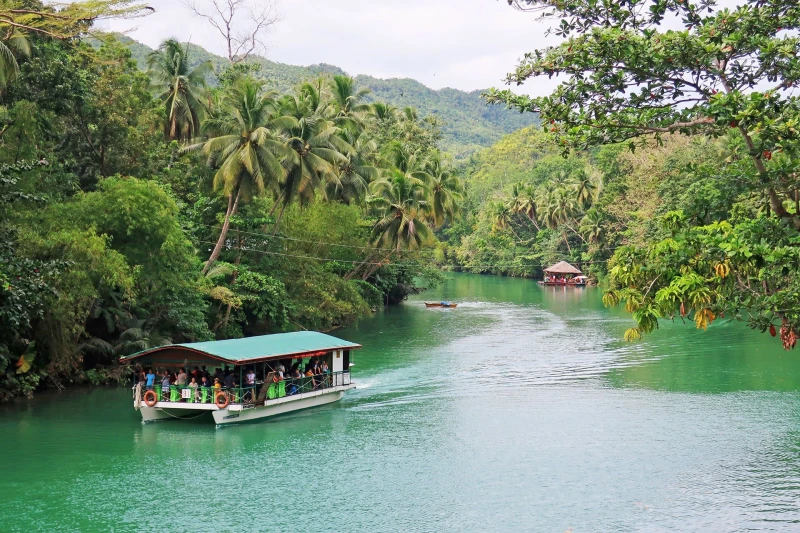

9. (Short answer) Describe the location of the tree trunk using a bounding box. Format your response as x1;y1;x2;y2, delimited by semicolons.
222;235;242;328
267;192;284;217
271;201;287;237
738;124;790;219
564;222;586;243
345;250;378;281
361;251;394;281
562;230;572;254
202;189;241;275
720;75;791;220
527;214;541;231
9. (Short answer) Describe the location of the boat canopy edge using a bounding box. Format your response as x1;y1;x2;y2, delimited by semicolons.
119;331;361;365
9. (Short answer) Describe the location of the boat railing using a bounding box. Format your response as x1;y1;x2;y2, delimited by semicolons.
138;371;351;407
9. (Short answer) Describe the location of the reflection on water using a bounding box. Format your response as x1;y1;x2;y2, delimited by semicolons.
2;273;800;532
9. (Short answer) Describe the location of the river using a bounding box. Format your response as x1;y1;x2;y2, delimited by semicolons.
2;273;800;532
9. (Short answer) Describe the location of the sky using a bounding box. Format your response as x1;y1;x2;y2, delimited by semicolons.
102;0;561;93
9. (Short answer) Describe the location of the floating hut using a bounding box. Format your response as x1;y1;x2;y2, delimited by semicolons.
539;261;586;286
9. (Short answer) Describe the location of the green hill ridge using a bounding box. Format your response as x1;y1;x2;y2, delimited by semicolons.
112;35;538;157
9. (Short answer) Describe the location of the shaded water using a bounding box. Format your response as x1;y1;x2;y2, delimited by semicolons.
3;273;800;532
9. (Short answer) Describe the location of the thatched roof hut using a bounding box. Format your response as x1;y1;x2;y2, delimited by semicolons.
544;261;583;275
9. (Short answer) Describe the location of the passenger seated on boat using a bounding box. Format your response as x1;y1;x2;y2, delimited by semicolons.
188;377;199;401
276;364;285;379
213;378;222;390
305;363;319;389
200;376;210;389
145;369;155;389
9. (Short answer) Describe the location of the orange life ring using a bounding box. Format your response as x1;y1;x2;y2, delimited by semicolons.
272;375;280;383
143;390;157;407
215;391;230;409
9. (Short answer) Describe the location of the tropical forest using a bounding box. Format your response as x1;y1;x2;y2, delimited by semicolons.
3;0;800;404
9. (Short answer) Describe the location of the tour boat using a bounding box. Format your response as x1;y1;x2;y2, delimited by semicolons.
538;261;588;287
121;331;359;426
424;301;458;308
537;276;588;287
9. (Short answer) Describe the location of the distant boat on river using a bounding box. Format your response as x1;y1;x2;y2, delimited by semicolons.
424;301;458;308
538;261;588;287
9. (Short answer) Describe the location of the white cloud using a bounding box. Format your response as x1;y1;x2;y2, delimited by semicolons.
101;0;562;94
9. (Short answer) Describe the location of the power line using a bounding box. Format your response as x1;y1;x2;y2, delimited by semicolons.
195;223;399;252
199;237;607;271
442;261;608;270
197;240;392;265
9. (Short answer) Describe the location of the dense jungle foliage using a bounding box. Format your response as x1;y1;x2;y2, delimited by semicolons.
0;8;462;400
478;0;800;349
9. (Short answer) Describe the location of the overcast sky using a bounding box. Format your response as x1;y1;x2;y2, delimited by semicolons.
103;0;561;93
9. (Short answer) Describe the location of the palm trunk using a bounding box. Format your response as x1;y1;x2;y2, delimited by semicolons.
271;202;287;237
564;222;586;243
361;251;394;281
345;250;379;281
222;235;243;327
202;189;241;275
562;230;572;254
268;192;284;217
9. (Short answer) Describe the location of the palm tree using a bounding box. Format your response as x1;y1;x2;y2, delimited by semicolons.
191;79;288;273
580;208;607;245
147;39;212;141
327;129;378;205
329;74;371;130
508;182;541;230
489;200;515;233
277;88;350;215
345;170;431;281
370;102;398;122
419;153;462;228
0;32;28;89
572;169;600;209
368;170;431;251
552;187;580;225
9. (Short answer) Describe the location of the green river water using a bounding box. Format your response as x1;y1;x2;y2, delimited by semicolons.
3;273;800;532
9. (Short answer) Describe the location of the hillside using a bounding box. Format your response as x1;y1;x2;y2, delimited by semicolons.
112;35;537;158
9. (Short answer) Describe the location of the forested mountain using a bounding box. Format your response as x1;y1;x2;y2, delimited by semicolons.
112;35;537;157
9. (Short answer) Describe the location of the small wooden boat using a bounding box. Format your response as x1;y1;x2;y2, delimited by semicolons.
424;301;458;308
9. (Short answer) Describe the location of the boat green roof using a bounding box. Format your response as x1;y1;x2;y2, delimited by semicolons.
119;331;360;364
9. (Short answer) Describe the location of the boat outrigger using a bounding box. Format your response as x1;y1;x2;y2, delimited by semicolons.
537;261;588;287
121;331;360;426
424;301;458;308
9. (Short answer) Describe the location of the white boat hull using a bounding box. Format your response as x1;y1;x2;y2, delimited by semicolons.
136;384;355;426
